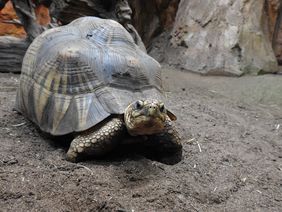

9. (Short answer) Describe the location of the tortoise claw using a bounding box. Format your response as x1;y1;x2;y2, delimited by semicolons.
66;149;78;162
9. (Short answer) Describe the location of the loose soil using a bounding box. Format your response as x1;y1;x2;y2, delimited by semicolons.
0;67;282;211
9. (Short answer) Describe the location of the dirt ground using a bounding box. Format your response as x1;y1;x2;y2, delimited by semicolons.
0;67;282;212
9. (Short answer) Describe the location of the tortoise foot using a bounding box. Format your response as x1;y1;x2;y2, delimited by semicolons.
66;117;125;162
66;149;78;162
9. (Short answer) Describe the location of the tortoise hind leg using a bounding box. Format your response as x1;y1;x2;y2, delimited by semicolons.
66;117;125;162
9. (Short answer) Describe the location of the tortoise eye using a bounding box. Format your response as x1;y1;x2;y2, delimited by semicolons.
159;103;165;112
135;100;143;109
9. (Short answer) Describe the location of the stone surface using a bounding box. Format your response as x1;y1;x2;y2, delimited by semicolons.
130;0;179;46
35;3;51;26
167;0;279;76
0;1;26;37
50;0;146;51
265;0;280;39
0;36;29;73
0;0;51;74
49;0;101;24
266;0;282;64
0;0;51;37
50;0;180;47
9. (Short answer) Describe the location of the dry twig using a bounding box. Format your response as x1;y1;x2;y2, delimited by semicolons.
11;122;26;127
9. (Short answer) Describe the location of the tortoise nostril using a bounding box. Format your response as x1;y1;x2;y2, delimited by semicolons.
149;106;157;110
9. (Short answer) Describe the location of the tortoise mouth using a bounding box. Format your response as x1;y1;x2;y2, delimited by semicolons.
126;116;166;136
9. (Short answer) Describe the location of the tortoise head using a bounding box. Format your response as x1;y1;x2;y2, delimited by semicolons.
124;99;177;136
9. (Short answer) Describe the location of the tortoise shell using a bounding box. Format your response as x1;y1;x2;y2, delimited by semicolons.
15;17;163;135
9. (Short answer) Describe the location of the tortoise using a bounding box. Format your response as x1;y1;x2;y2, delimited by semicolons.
15;16;182;162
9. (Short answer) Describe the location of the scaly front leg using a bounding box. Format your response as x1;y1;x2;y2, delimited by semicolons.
66;117;125;162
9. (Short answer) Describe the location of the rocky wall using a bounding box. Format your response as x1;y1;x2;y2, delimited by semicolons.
265;0;280;39
266;0;282;64
49;0;180;47
129;0;179;46
0;1;26;37
0;0;51;73
167;0;278;76
0;0;50;37
1;0;282;75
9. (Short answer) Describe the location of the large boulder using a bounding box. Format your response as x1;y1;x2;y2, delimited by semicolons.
168;0;279;76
